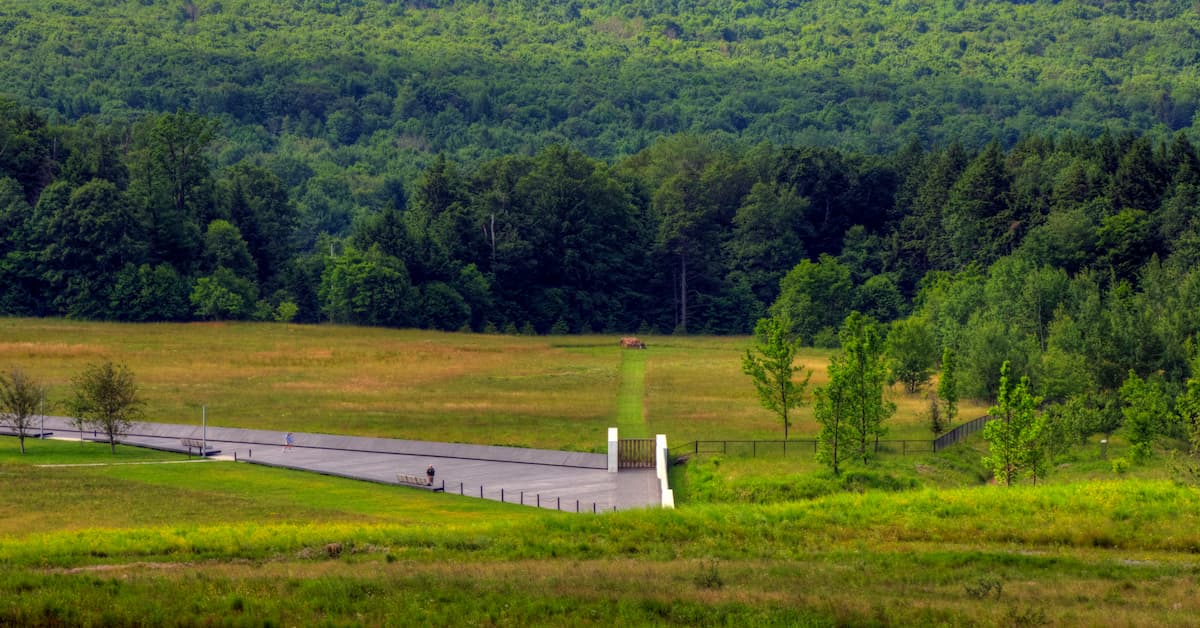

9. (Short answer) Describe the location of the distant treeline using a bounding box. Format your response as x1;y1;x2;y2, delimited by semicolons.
3;99;1199;344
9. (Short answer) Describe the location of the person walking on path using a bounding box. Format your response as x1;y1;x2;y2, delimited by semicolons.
426;463;435;486
284;432;294;451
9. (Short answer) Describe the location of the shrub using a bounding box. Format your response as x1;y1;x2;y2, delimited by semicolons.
1111;457;1130;474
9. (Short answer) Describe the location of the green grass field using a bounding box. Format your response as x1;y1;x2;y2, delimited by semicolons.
0;318;988;449
3;440;1199;626
2;319;1198;626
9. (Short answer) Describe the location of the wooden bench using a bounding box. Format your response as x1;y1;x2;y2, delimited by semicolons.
397;473;444;492
181;438;219;457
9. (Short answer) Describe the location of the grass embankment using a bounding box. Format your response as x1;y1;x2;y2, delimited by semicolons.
3;440;1200;626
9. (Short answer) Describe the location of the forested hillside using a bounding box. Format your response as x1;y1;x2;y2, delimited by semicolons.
4;0;1200;162
4;0;1200;411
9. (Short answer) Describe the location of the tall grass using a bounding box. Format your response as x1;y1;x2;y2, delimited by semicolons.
0;318;989;450
0;319;623;448
4;440;1200;625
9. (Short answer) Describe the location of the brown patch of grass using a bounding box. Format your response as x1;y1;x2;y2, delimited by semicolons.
0;341;103;358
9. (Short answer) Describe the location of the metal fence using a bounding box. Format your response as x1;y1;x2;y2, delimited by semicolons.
438;481;615;513
618;438;656;468
671;438;935;459
933;415;994;451
670;416;988;461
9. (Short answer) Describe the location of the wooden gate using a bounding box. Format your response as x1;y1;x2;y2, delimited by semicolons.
618;438;656;469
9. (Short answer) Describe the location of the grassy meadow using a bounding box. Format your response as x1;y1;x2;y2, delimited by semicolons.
3;440;1200;626
0;317;988;449
2;318;1199;626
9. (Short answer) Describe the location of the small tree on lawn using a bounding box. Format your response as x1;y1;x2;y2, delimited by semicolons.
983;361;1045;486
742;315;811;440
928;392;945;436
1174;375;1200;483
0;367;44;454
1119;370;1167;463
69;361;143;454
840;312;894;463
938;347;958;424
1177;377;1200;457
814;352;851;475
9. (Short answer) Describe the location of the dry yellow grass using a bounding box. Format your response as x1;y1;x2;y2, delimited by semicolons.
0;318;986;449
0;319;620;448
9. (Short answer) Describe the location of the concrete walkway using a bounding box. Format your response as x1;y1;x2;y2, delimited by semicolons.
18;417;662;512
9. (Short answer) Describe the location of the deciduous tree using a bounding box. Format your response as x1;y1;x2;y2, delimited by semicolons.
69;361;143;454
983;361;1045;486
742;315;811;441
840;312;895;463
0;367;44;453
938;347;959;424
885;316;937;393
813;358;850;476
1119;370;1167;463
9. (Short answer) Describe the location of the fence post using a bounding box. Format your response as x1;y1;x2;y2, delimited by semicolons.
557;497;561;510
480;485;484;498
460;482;464;495
753;441;757;457
520;491;524;505
576;500;580;513
501;488;505;503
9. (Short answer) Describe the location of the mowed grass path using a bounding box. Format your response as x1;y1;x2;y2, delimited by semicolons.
614;349;648;438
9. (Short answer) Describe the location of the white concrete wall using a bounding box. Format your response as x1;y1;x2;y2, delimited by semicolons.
656;433;674;509
608;427;618;473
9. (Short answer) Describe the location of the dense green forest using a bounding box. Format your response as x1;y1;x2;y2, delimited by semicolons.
4;0;1200;411
4;0;1200;163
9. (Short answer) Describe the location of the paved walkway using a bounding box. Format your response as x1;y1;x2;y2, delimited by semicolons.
18;418;662;512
